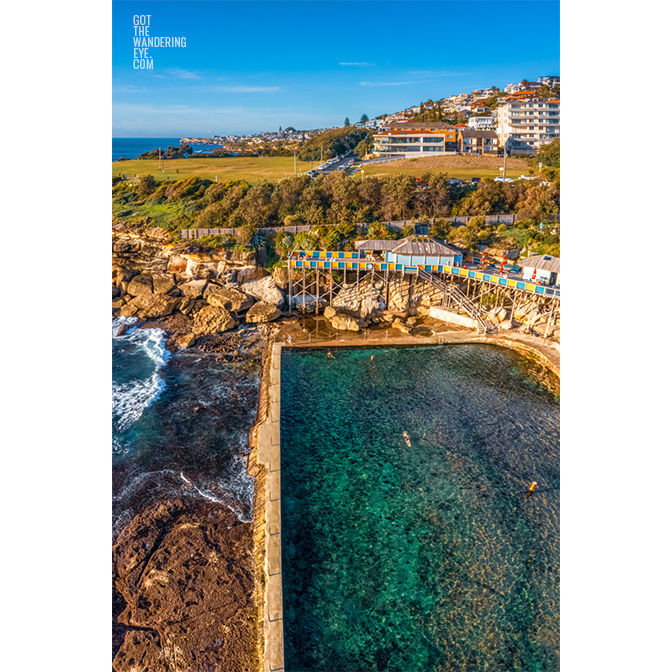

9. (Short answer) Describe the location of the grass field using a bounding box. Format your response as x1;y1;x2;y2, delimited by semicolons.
112;154;534;185
359;155;532;180
112;156;318;185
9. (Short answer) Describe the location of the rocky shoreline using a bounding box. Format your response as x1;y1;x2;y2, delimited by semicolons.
112;223;559;671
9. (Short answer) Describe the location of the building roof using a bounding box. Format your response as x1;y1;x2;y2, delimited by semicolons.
520;254;560;273
355;236;462;257
386;122;455;131
459;129;498;139
355;239;399;252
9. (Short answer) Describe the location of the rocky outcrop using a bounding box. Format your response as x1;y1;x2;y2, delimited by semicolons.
113;499;257;672
178;279;209;299
330;313;361;331
332;278;385;318
241;276;284;308
175;333;195;349
126;274;154;296
245;301;281;323
151;273;176;295
192;305;237;335
206;287;255;312
125;294;181;319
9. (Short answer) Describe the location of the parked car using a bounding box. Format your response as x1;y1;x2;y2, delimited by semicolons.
470;177;481;184
495;176;514;183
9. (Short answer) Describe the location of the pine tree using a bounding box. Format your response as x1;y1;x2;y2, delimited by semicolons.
344;117;351;126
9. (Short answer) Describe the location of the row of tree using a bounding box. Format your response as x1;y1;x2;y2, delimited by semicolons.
116;169;559;235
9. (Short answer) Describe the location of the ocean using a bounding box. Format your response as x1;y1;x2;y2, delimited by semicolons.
112;138;225;161
280;344;560;671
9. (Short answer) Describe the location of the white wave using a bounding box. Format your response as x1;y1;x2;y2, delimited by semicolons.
112;318;171;431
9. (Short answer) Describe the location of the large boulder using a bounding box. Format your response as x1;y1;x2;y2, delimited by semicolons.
113;267;138;287
151;273;176;295
206;287;255;312
178;279;209;299
126;274;154;296
127;294;181;319
241;276;285;308
323;306;337;319
245;301;281;324
167;255;188;273
145;226;171;241
330;313;360;332
175;333;196;349
192;305;237;335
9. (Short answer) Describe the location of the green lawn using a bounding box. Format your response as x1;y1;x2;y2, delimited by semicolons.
112;156;319;185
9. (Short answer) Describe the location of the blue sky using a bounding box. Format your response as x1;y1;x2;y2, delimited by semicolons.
113;0;559;137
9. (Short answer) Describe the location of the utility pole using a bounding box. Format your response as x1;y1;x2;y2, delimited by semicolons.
320;143;323;162
503;145;507;181
294;150;297;175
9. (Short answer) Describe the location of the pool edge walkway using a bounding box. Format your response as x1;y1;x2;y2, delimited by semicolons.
256;342;284;672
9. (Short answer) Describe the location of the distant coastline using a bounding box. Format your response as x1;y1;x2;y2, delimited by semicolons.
112;138;223;161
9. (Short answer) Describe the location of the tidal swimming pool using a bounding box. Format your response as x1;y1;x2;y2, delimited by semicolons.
280;344;559;672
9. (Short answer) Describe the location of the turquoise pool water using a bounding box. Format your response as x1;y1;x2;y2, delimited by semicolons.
280;344;559;672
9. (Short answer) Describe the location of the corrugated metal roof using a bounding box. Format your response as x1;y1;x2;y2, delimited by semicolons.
392;238;461;256
520;254;560;273
355;239;399;251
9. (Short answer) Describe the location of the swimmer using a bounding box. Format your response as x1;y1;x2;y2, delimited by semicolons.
525;481;538;498
370;354;375;361
327;351;336;359
403;431;411;447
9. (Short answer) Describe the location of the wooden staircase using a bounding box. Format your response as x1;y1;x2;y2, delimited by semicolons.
417;268;498;334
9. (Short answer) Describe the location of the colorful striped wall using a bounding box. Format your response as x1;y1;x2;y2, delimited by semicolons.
288;252;560;299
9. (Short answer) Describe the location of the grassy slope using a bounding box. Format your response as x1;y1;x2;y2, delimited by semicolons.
113;155;533;185
360;155;532;180
112;156;317;185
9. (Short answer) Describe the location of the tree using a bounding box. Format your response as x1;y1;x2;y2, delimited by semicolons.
536;138;560;168
344;117;350;127
355;139;369;159
279;125;283;132
137;173;158;197
360;113;369;123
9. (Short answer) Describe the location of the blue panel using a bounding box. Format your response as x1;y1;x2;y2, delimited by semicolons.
338;262;345;269
483;274;491;282
468;271;475;278
338;252;345;258
535;286;545;294
396;264;403;271
516;281;526;290
309;261;316;267
545;288;554;296
427;256;440;265
498;277;507;285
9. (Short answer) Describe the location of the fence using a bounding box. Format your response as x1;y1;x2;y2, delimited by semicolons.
177;214;559;240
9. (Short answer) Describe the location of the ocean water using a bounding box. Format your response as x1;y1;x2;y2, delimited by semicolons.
112;138;225;161
112;316;260;539
280;344;560;672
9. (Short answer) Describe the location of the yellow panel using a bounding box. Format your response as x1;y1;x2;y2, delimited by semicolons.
525;283;535;291
507;279;515;287
476;272;483;280
460;268;468;276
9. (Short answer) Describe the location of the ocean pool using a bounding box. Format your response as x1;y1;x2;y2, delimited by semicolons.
280;344;559;672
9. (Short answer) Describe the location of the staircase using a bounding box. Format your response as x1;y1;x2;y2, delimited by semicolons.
417;268;498;334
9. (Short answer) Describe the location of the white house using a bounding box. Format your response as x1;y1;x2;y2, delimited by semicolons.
521;254;560;286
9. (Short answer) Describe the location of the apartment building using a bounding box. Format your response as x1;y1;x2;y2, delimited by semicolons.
467;116;496;131
496;97;560;155
372;122;458;157
457;129;499;155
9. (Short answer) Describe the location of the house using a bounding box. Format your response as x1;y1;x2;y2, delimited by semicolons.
355;236;464;267
458;129;499;155
372;122;458;157
520;254;560;286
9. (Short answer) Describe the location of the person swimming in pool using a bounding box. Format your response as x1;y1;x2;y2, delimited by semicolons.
327;351;336;359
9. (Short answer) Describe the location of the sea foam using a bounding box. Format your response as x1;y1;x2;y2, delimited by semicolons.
112;317;171;432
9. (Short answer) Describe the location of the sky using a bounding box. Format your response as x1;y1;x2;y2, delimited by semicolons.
112;0;560;137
